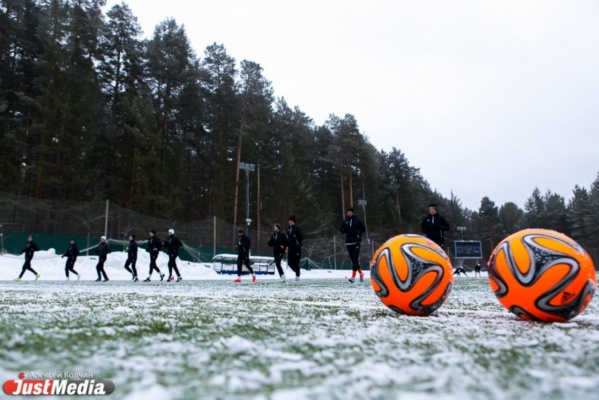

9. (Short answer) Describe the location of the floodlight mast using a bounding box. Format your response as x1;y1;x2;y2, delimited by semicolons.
358;199;373;257
239;162;255;233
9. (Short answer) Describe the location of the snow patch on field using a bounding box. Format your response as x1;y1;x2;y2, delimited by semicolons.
0;250;365;281
0;256;597;399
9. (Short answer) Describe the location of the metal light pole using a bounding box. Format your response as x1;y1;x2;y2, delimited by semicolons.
333;234;336;269
104;200;109;238
239;162;255;230
358;199;373;257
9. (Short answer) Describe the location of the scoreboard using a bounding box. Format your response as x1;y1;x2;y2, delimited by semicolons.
453;241;482;259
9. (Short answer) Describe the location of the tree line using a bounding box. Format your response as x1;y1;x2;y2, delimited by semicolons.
1;0;598;261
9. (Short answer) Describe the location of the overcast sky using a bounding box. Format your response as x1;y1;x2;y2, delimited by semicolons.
104;0;599;211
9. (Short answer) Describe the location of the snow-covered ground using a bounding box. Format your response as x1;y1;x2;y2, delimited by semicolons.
0;249;354;281
1;250;598;400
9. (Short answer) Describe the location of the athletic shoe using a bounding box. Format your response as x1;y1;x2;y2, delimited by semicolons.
359;273;365;283
76;274;80;281
66;277;70;281
143;277;151;282
103;278;109;282
280;275;286;283
35;274;41;281
348;278;355;283
95;278;101;282
252;275;256;283
14;277;21;282
233;278;241;283
131;275;135;281
166;276;172;282
176;276;182;282
295;276;300;283
133;276;139;282
160;273;165;282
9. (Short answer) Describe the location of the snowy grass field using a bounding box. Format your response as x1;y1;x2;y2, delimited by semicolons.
1;250;598;400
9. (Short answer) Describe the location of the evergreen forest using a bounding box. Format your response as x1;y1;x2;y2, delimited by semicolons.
1;0;598;261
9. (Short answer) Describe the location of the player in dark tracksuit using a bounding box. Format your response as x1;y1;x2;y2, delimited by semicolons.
267;223;288;281
234;228;255;283
94;236;111;282
286;215;303;283
421;202;450;250
124;234;139;282
454;266;468;276
16;235;40;281
164;228;183;282
144;230;164;282
62;239;80;280
340;207;366;283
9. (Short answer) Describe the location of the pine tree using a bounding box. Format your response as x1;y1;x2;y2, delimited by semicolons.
498;202;524;235
98;3;150;208
145;18;196;215
477;197;504;257
568;185;592;249
379;148;430;234
0;0;42;193
200;43;238;221
543;191;569;234
233;60;273;248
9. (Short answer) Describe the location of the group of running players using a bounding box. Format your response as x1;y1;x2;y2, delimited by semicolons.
14;203;477;283
14;229;183;283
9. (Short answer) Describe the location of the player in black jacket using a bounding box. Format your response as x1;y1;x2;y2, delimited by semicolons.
421;203;450;250
286;215;303;283
144;230;165;282
340;207;366;283
267;223;288;281
454;266;468;276
62;239;80;281
15;235;40;281
94;236;111;282
234;228;255;283
124;234;139;282
164;229;183;282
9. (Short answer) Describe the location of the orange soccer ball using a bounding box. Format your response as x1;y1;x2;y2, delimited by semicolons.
487;229;597;322
370;234;454;316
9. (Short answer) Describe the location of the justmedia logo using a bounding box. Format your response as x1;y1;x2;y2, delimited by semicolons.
3;372;115;396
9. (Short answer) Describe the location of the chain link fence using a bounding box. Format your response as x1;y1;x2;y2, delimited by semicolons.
5;192;593;270
0;192;366;269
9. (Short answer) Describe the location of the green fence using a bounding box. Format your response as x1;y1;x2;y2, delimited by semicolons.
0;232;219;263
1;232;368;270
